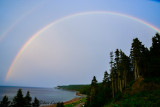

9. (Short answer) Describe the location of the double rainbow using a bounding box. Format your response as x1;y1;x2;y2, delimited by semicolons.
5;11;160;80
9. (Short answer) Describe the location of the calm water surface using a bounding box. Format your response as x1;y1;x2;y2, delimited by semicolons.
0;86;77;105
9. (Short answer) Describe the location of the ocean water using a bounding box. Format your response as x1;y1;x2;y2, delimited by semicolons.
0;86;77;105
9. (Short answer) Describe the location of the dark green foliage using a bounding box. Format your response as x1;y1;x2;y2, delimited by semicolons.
115;49;120;68
0;95;10;107
12;89;25;107
101;71;112;104
130;33;160;78
85;76;98;107
86;33;160;107
0;89;40;107
148;33;160;77
130;38;144;61
89;76;98;105
58;84;90;94
32;97;40;107
102;71;109;85
150;33;160;56
126;80;135;89
79;85;90;94
110;49;133;98
24;91;32;107
97;85;112;106
144;77;160;83
117;90;160;107
113;91;122;102
56;102;64;107
130;38;148;79
85;75;112;107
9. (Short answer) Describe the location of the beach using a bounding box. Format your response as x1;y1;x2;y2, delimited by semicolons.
41;93;86;107
41;97;83;107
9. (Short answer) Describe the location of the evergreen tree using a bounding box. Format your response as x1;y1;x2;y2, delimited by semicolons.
85;76;98;107
130;38;147;79
24;91;32;107
90;76;98;102
0;95;10;107
115;49;120;68
100;71;112;105
130;38;142;79
85;33;160;107
32;97;40;107
149;33;160;77
102;71;109;86
119;50;133;90
56;102;64;107
12;89;24;107
115;49;121;92
110;51;115;98
150;33;160;56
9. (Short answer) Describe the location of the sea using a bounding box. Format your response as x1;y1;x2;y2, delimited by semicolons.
0;86;77;106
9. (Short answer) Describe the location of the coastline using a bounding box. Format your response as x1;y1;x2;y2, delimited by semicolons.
41;92;86;107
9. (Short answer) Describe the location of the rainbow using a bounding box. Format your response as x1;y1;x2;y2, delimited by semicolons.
0;1;44;43
5;11;160;80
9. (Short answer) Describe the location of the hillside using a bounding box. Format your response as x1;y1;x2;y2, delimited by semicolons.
84;33;160;107
105;77;160;107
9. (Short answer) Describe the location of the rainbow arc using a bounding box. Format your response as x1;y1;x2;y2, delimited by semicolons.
5;11;160;80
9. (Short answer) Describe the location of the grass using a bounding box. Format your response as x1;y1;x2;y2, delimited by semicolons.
104;90;160;107
64;97;86;107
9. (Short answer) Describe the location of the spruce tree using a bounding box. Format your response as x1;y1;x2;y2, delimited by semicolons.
90;76;98;99
149;33;160;77
0;95;10;107
115;49;121;92
110;51;115;98
24;91;32;107
32;97;40;107
56;102;64;107
130;38;146;79
85;76;98;107
101;71;112;105
102;71;109;86
150;33;160;56
12;89;24;107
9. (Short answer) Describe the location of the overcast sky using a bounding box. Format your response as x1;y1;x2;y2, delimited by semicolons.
0;0;160;87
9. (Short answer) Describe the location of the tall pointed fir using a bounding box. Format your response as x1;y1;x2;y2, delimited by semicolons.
150;33;160;77
130;38;147;80
0;95;10;107
24;91;32;107
90;76;98;102
102;71;109;86
85;76;98;107
110;51;115;97
12;89;24;107
32;97;40;107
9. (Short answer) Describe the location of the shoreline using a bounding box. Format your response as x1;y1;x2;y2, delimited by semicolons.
41;92;86;107
41;97;82;107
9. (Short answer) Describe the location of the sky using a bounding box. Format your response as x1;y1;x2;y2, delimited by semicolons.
0;0;160;87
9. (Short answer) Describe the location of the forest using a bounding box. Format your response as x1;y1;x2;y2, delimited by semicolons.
84;33;160;107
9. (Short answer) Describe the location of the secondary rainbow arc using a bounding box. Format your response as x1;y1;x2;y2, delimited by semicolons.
5;11;160;80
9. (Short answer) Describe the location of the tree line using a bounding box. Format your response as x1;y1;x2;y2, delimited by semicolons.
0;89;40;107
84;33;160;107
